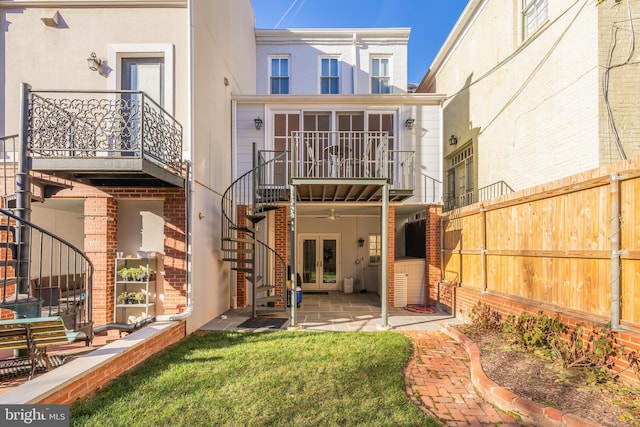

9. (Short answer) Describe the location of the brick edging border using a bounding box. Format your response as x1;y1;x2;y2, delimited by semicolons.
443;324;600;427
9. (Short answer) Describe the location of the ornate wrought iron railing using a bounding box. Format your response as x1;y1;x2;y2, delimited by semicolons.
28;90;183;176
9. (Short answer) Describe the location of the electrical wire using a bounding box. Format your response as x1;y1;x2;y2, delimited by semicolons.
602;0;638;162
440;0;585;102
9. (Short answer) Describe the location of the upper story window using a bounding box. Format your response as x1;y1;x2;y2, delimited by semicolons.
371;57;391;94
523;0;548;39
270;56;290;94
320;57;339;94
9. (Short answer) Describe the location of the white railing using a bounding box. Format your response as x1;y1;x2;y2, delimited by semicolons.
289;131;414;191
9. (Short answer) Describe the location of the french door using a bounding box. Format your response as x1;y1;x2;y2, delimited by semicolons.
120;57;164;155
298;234;341;291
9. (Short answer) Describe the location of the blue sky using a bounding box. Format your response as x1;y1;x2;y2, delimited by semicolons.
250;0;469;84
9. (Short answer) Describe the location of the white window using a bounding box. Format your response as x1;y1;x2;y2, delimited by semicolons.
320;57;339;94
371;57;391;94
523;0;548;39
270;56;290;94
368;234;381;265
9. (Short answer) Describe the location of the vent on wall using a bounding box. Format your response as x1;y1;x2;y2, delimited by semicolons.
394;273;408;308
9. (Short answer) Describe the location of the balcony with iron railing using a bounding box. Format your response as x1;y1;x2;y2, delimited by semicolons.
26;89;184;187
444;181;514;211
258;131;415;202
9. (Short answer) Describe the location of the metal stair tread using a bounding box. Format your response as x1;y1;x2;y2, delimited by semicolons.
222;258;254;264
223;248;254;253
245;214;266;223
255;285;275;293
253;205;280;214
222;237;254;244
230;226;255;234
232;267;253;273
256;295;284;303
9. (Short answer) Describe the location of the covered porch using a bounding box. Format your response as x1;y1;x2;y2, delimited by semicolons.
202;291;460;332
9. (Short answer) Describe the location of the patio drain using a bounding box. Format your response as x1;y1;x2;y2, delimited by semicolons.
0;355;65;380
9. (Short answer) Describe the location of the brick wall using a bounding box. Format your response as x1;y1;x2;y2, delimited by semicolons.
84;197;118;326
598;0;640;162
53;184;187;325
235;205;248;307
274;207;288;306
38;321;186;404
441;284;640;385
425;205;442;304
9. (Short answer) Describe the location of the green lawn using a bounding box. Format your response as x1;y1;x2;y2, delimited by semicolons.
71;331;438;427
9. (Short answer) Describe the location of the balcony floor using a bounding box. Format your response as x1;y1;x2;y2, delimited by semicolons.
30;157;184;187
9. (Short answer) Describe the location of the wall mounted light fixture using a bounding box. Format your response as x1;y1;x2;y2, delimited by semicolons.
41;10;61;27
404;118;415;130
254;117;263;130
87;52;104;72
449;134;458;145
358;237;365;247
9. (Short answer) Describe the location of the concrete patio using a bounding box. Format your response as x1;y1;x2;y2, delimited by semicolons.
200;291;463;332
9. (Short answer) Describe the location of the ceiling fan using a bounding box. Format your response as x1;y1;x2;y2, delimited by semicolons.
324;208;340;221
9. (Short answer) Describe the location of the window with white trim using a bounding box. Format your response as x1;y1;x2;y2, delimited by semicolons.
445;144;474;209
523;0;548;39
368;234;381;265
270;56;290;94
371;57;391;94
320;57;339;94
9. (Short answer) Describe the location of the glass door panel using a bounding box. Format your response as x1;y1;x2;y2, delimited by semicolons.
322;239;337;285
302;239;317;286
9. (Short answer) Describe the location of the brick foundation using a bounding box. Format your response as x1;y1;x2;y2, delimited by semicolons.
437;282;640;384
37;321;186;404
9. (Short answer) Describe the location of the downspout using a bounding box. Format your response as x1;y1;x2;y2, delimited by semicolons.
352;32;358;94
157;1;194;321
289;140;298;327
609;173;626;330
16;83;32;298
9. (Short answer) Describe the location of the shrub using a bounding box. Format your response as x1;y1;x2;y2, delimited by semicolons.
468;302;502;331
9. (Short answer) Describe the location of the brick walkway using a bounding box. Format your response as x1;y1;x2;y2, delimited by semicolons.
403;331;521;426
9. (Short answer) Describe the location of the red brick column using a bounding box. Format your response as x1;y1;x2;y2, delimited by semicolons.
84;196;117;326
387;206;395;307
235;205;248;307
161;189;187;314
426;204;442;305
274;206;288;306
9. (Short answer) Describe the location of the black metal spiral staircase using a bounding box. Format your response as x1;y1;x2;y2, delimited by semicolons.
0;135;94;344
221;144;288;317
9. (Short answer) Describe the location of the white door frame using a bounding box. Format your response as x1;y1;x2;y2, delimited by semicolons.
297;233;341;291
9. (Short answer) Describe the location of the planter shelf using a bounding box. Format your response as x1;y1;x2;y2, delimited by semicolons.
114;256;160;324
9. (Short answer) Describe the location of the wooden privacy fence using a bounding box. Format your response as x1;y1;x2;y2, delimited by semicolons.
442;157;640;329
